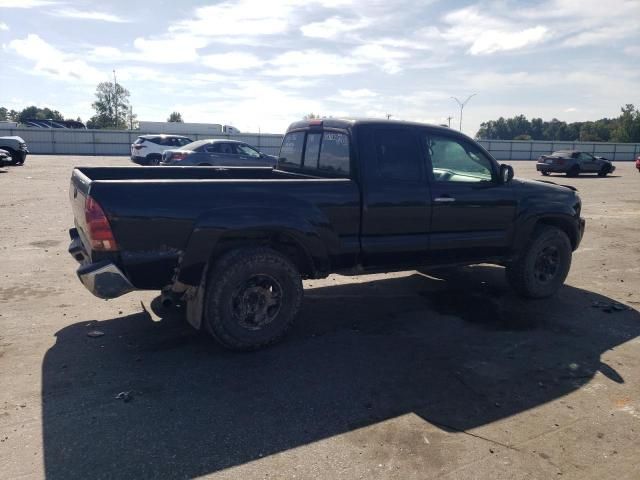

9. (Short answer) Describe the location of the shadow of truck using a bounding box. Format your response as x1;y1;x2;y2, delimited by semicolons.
42;266;640;478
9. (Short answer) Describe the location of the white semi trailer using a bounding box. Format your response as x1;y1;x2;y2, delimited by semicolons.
138;121;240;135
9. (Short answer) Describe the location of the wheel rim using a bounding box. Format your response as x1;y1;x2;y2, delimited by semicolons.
231;274;283;330
533;245;560;283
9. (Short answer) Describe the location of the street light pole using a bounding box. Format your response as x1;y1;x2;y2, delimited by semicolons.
113;69;118;129
450;93;477;132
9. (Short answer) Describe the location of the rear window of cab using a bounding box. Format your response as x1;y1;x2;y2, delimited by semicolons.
279;130;350;176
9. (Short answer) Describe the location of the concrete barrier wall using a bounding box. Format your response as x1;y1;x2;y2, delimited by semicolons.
1;127;639;160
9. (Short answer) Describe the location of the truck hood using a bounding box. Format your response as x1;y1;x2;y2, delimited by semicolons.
512;177;577;193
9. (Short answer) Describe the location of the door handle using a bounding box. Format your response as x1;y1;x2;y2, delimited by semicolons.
434;196;456;203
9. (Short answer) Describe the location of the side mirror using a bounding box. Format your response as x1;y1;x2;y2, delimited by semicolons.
500;164;514;184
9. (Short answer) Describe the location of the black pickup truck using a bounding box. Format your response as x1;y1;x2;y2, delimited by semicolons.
69;119;585;350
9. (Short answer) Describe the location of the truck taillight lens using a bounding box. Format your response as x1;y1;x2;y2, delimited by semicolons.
85;196;118;251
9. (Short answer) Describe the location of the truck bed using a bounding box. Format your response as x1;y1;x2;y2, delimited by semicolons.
70;166;361;290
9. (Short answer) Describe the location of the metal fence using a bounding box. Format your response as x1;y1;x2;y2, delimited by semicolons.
1;127;639;160
477;139;639;161
0;128;284;156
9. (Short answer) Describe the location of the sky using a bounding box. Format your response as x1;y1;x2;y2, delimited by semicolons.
0;0;638;135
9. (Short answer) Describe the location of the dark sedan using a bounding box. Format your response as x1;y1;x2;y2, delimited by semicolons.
536;150;615;177
160;139;277;167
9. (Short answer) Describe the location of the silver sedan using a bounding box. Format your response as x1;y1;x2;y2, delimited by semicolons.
160;139;278;167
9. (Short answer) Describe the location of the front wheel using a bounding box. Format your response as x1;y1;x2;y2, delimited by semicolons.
506;225;572;298
597;165;610;177
541;171;550;176
203;248;303;350
566;165;580;177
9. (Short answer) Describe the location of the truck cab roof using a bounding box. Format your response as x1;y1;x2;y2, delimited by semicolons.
286;118;465;138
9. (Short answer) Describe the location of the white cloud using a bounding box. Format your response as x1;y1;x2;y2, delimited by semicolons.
441;7;548;55
301;16;370;39
170;0;295;38
0;22;8;31
133;35;207;63
352;44;410;73
564;107;578;112
51;8;129;23
0;0;56;7
201;52;263;71
7;34;105;83
518;0;639;48
170;80;325;133
267;50;362;76
624;45;640;56
277;78;320;88
338;89;378;98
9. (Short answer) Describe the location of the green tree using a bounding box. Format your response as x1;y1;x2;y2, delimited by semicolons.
0;107;7;121
88;81;131;129
611;104;640;142
16;106;64;123
167;111;183;122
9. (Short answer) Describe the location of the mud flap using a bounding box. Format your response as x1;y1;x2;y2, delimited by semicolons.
184;264;209;330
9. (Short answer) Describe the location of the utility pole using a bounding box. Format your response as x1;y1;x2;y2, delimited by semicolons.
450;94;477;132
446;116;453;128
113;69;118;129
129;105;133;130
386;113;392;120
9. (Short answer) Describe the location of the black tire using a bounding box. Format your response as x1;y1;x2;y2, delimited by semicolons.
506;225;572;299
597;165;609;177
146;154;161;165
3;147;20;166
566;165;580;177
541;171;550;176
203;248;303;350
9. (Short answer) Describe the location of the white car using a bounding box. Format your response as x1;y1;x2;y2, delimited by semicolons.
130;135;193;165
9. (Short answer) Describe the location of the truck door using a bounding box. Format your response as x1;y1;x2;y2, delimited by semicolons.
360;126;432;267
423;131;517;263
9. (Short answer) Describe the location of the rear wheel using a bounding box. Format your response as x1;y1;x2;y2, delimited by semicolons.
203;248;303;350
506;225;572;298
146;154;161;165
566;165;580;177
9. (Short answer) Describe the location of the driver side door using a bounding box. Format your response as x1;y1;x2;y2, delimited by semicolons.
423;131;517;264
578;152;598;172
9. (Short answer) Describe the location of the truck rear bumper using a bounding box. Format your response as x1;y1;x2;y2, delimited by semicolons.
69;228;134;299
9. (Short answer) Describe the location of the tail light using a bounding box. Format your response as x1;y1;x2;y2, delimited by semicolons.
85;196;117;251
133;144;146;150
171;152;188;161
556;159;566;165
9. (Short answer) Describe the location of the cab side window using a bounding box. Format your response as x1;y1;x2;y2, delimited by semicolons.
374;128;422;181
426;134;494;183
318;132;349;175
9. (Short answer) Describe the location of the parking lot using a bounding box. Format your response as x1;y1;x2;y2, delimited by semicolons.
1;156;639;479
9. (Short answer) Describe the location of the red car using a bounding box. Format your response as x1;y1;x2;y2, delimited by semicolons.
636;154;640;173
